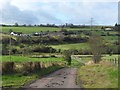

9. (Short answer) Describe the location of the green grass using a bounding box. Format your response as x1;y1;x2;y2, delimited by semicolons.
51;43;89;51
1;55;65;62
2;26;61;34
102;55;118;60
2;26;101;34
2;56;81;88
103;36;118;42
70;59;83;68
77;61;118;88
2;65;63;88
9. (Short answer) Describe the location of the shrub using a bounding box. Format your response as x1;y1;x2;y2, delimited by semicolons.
63;50;72;65
2;62;15;74
32;62;41;72
32;45;56;53
40;62;46;69
50;55;56;58
2;44;9;55
22;62;33;73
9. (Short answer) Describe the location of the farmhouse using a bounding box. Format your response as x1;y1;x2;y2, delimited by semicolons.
33;32;47;36
10;32;22;36
104;27;113;31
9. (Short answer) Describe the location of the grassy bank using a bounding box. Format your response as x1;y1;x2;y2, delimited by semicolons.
2;26;97;34
2;27;61;34
2;65;63;88
77;61;118;88
1;55;65;62
51;43;89;51
2;56;80;88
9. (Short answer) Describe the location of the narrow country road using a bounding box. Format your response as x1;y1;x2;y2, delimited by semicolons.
23;68;80;88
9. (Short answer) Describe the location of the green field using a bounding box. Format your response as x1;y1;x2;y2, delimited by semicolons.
51;43;90;50
102;36;118;43
2;27;61;34
2;55;80;88
1;55;65;62
2;65;62;87
77;61;118;88
102;55;118;60
2;26;100;34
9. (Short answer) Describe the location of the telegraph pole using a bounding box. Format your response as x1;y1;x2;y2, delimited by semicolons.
90;18;93;31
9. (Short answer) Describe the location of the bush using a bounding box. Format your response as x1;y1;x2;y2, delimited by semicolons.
22;62;33;73
2;44;9;55
32;62;41;72
40;62;46;69
31;45;56;53
63;50;72;65
50;55;56;58
2;62;15;74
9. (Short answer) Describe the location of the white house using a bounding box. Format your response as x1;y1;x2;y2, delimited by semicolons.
104;28;112;31
10;32;18;36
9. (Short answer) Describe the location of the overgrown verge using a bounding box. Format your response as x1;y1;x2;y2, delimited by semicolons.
2;58;79;88
77;61;118;88
2;65;63;88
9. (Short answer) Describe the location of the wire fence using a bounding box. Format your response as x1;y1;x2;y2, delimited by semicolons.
104;58;119;66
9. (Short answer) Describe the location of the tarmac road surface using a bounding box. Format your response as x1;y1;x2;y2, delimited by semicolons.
23;68;80;88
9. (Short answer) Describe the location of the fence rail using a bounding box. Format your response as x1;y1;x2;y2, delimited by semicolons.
104;58;119;66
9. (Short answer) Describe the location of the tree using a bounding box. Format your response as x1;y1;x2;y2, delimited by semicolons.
115;23;118;26
14;22;18;27
63;50;72;65
89;33;104;63
9;29;13;33
23;24;26;27
114;23;119;31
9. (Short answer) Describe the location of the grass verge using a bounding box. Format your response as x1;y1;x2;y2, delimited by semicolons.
2;65;63;88
77;61;118;88
1;55;65;62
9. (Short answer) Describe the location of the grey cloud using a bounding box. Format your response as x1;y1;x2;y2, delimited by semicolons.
1;1;118;25
2;3;39;24
36;11;63;24
1;2;63;25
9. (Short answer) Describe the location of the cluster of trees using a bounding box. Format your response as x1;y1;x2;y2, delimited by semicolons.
1;22;103;29
2;35;87;45
114;23;120;31
2;44;57;55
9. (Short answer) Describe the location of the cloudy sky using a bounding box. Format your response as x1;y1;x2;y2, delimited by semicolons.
0;0;119;25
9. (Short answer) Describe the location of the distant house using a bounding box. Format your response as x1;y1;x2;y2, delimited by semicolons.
104;28;113;31
10;32;22;36
10;32;18;36
33;32;47;36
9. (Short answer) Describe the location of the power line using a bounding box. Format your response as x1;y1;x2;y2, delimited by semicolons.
90;18;94;31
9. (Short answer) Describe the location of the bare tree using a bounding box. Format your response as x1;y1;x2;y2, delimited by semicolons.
89;33;104;63
63;50;72;65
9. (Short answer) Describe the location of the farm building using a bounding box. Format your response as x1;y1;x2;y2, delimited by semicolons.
104;27;113;31
10;32;22;36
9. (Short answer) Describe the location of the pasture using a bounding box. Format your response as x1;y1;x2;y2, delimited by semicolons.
2;55;80;87
2;26;100;34
77;61;118;88
2;65;63;87
1;55;65;62
51;43;90;51
2;27;60;34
